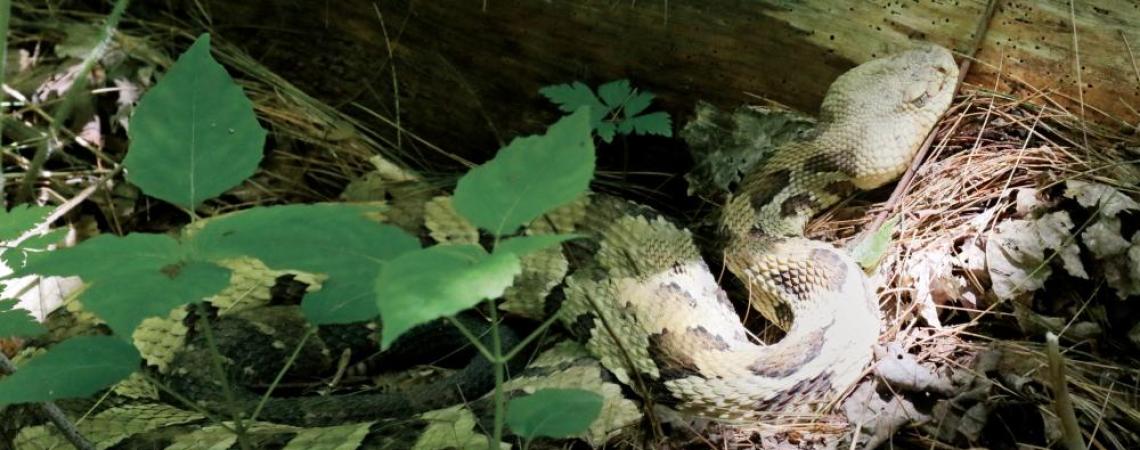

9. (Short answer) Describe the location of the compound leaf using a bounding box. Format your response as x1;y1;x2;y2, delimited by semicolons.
623;91;654;117
0;299;46;339
626;111;672;137
0;205;52;242
596;122;617;143
596;79;632;109
539;82;605;115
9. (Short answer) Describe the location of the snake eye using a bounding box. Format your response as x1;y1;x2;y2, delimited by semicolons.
910;91;931;108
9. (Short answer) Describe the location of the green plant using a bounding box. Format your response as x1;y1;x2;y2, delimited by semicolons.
0;32;673;448
541;79;672;143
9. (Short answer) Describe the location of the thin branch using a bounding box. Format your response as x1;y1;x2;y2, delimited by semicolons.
0;352;95;450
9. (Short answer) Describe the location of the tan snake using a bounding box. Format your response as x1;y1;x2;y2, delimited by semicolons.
560;45;958;420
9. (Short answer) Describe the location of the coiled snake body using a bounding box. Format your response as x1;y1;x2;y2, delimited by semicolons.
562;45;957;420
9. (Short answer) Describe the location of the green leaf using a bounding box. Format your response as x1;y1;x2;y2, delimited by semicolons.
539;82;606;116
2;228;71;270
494;234;580;257
627;111;673;137
596;79;632;109
506;388;603;439
54;23;103;59
595;122;616;143
10;233;185;280
852;216;898;269
623;91;655;117
0;205;52;242
615;118;634;135
453;108;595;235
0;299;46;339
191;204;420;325
16;228;68;250
4;233;230;336
374;244;521;349
83;260;231;336
539;82;608;130
124;33;266;209
0;336;140;406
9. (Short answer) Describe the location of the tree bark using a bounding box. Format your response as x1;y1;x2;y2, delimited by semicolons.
193;0;1140;168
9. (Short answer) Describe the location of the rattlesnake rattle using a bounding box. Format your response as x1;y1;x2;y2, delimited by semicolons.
559;44;958;421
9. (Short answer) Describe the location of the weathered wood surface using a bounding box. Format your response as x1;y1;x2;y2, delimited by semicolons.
197;0;1140;166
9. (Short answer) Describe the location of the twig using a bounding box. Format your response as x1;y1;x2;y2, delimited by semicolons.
1122;30;1140;87
1045;332;1086;450
0;352;95;450
1067;0;1089;149
372;3;402;151
0;0;11;206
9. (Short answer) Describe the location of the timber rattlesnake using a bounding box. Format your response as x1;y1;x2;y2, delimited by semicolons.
3;45;957;448
558;44;958;419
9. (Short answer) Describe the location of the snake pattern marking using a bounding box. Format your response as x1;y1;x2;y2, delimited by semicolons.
560;44;957;420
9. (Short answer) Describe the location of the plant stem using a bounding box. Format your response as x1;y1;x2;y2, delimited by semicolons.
0;352;95;450
194;303;251;450
445;316;495;362
488;299;505;448
140;371;238;435
1046;332;1086;450
502;309;560;361
0;0;10;206
249;328;314;422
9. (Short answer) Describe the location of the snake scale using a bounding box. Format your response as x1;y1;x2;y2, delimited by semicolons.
3;45;957;448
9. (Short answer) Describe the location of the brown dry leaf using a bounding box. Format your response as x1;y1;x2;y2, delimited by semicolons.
986;220;1051;300
1035;211;1086;279
957;237;989;288
111;77;141;130
339;172;387;202
1063;180;1140;217
79;115;102;149
842;381;929;450
903;240;960;327
874;343;955;395
1013;301;1065;336
1101;232;1140;298
1014;187;1044;216
34;62;89;103
984;211;1085;301
1081;217;1130;259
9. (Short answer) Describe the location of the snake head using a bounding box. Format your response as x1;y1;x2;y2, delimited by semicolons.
820;44;959;127
813;45;959;190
